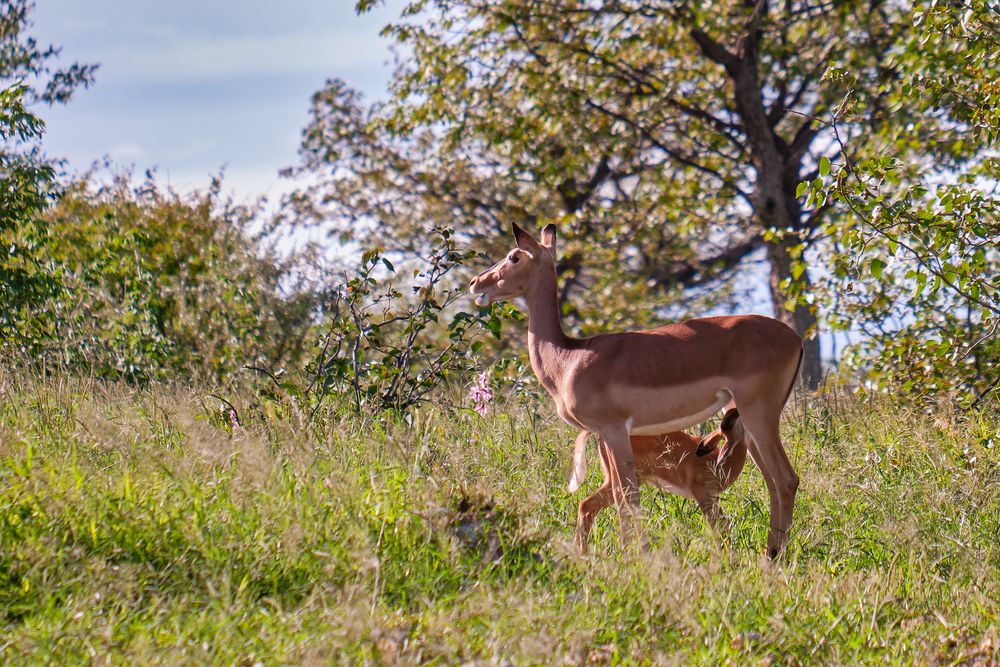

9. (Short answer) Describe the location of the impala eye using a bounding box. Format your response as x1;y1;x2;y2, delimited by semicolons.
510;254;520;264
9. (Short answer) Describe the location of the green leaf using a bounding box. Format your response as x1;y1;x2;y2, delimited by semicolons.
870;258;886;279
819;156;831;177
485;315;502;339
796;181;808;198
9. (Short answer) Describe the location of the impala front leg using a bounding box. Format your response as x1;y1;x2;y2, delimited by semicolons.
575;438;613;553
599;423;645;549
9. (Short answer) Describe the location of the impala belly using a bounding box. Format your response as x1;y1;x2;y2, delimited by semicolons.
649;477;695;500
628;387;733;436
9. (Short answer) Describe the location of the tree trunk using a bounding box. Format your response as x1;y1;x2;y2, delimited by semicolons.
732;65;822;389
765;237;822;390
695;13;824;390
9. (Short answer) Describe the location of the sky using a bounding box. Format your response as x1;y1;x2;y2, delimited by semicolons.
32;0;404;203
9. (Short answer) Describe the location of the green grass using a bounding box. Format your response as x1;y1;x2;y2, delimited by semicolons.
0;373;997;665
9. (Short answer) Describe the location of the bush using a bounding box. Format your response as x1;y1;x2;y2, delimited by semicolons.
1;170;315;382
303;228;509;415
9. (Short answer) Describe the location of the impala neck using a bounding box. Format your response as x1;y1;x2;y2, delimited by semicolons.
525;266;567;343
525;265;570;392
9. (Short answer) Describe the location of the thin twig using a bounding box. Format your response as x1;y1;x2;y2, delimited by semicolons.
960;317;1000;361
207;393;242;427
968;375;1000;412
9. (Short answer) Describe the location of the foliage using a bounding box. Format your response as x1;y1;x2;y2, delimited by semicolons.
0;0;96;337
799;0;1000;407
2;170;317;382
304;228;509;415
0;83;54;328
0;1;98;106
0;377;996;663
284;0;969;387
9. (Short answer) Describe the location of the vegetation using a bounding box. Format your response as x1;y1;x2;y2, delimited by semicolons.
1;0;96;343
2;170;317;382
285;0;999;392
0;0;997;663
301;231;506;415
0;376;996;664
804;0;1000;407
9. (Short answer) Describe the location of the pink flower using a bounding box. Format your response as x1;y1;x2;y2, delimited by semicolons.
468;371;493;416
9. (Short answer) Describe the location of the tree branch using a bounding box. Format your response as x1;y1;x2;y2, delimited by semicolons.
690;29;739;72
557;156;612;213
650;232;765;288
582;97;753;204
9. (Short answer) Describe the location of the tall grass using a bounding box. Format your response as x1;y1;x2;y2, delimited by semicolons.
0;372;997;665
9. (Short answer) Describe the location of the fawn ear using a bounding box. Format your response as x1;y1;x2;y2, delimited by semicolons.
696;433;724;457
719;408;745;445
512;222;540;251
721;408;740;432
540;223;557;254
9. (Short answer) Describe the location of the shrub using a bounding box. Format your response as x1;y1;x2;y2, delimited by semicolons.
303;228;509;415
1;170;315;382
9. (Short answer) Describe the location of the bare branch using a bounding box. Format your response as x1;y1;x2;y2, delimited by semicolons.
650;232;765;288
690;29;739;71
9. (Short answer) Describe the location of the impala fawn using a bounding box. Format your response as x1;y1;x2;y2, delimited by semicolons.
572;408;747;551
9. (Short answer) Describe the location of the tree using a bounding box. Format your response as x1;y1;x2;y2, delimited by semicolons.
286;1;997;391
802;0;999;407
0;0;97;341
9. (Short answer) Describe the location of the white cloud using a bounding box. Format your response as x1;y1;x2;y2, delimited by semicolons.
33;0;404;201
98;28;393;86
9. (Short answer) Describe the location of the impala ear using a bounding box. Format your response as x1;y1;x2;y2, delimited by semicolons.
696;433;724;457
720;408;740;433
512;222;541;251
540;223;557;254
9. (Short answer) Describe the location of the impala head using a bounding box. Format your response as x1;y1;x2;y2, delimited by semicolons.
469;222;556;307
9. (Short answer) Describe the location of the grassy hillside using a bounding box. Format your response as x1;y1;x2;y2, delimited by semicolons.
0;374;997;665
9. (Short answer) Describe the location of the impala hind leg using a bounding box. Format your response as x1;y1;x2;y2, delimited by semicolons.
738;403;799;558
745;438;781;549
575;439;614;553
597;423;645;549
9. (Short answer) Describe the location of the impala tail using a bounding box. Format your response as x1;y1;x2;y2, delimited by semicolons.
568;430;590;493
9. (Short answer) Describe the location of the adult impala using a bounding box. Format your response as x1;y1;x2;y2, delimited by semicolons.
469;223;803;557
